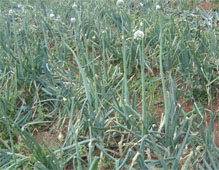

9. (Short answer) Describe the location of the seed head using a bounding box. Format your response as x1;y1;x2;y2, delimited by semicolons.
9;9;14;15
133;30;144;40
72;2;77;9
116;0;124;6
50;13;55;18
70;17;76;23
139;3;143;7
58;132;64;142
156;5;161;10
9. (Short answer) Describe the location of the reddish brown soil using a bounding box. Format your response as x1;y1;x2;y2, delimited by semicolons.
198;2;211;11
32;119;69;150
214;118;219;147
170;0;219;11
33;129;62;150
198;1;218;11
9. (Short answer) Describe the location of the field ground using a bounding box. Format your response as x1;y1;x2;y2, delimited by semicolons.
0;0;218;169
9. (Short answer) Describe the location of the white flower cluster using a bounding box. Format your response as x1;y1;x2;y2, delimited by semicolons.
116;0;124;6
17;4;24;11
71;17;76;23
72;2;77;9
50;13;55;18
9;9;14;15
156;5;161;10
133;30;144;40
